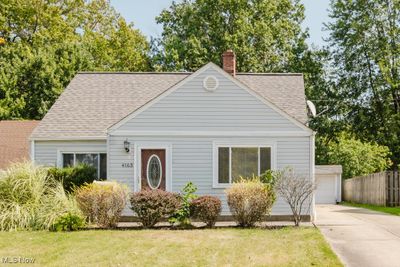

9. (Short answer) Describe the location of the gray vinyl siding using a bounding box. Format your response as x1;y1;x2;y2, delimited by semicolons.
114;68;304;133
109;135;311;215
34;140;107;167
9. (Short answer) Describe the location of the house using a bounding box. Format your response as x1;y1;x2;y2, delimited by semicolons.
0;120;39;170
30;50;316;219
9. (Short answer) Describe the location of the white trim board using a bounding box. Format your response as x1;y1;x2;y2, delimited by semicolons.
310;133;316;221
31;136;106;141
110;130;313;137
107;62;313;134
30;140;35;161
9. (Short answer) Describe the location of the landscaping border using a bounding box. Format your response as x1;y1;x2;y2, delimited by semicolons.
120;215;311;223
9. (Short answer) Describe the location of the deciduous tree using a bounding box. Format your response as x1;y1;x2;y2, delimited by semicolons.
0;0;150;119
326;0;400;168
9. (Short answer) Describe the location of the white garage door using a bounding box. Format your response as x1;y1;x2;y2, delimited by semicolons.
315;175;337;204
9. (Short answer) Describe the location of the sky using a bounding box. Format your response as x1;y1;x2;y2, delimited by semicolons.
110;0;331;47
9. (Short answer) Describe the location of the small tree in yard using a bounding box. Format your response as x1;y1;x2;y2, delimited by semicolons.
274;168;316;227
169;182;197;226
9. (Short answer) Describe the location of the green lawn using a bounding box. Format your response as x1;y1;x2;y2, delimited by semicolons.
0;227;341;267
341;201;400;216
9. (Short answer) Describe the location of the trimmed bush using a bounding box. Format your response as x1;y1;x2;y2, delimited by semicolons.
75;182;129;228
190;196;221;227
226;178;275;227
0;162;84;231
47;164;98;193
130;190;181;228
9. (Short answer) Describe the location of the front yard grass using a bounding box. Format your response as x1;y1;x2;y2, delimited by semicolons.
342;201;400;216
0;227;341;267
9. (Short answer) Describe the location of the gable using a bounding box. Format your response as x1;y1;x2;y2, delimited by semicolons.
110;64;312;135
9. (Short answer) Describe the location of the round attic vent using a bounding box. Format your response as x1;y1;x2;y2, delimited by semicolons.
203;76;219;92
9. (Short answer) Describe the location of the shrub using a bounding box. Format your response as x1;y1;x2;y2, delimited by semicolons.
319;133;392;179
75;182;128;228
260;170;278;186
47;164;98;193
51;212;86;231
274;167;316;226
190;196;221;227
226;178;275;227
0;162;84;231
130;190;181;228
169;182;197;226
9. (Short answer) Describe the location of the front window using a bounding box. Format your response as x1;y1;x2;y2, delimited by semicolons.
62;153;107;179
217;146;271;184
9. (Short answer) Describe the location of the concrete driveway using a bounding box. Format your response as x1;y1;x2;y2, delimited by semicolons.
316;205;400;267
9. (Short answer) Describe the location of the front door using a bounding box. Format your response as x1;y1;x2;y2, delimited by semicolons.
141;149;166;190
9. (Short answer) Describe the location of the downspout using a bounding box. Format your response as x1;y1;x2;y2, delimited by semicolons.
310;132;316;222
30;140;35;163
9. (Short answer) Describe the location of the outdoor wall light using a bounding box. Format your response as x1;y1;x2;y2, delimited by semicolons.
124;139;130;153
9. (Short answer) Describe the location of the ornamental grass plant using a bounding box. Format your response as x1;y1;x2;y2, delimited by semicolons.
0;162;84;231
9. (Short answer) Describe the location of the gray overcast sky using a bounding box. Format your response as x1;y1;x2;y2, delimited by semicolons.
110;0;331;47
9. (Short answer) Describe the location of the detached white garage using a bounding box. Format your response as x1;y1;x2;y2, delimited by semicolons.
315;165;342;204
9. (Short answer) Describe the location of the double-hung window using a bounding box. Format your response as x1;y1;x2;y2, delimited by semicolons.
62;153;107;179
216;144;273;185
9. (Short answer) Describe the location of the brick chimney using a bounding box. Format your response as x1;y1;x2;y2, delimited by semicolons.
222;49;236;76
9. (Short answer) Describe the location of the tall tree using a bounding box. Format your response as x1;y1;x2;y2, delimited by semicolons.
153;0;311;73
0;0;150;120
326;0;400;168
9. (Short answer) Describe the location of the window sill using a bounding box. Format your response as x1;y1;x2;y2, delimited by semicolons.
212;184;232;189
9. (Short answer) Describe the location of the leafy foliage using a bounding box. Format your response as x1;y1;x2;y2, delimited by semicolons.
259;170;278;186
75;182;129;228
47;164;98;193
274;167;315;226
321;134;392;179
0;0;150;120
226;178;275;227
170;182;197;226
154;0;313;70
326;0;400;168
0;162;83;231
130;190;181;228
190;195;221;227
51;212;86;232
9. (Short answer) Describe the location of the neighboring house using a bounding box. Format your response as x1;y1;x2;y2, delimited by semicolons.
0;120;39;170
30;50;315;219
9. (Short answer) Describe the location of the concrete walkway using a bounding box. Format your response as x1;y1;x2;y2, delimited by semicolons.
316;205;400;267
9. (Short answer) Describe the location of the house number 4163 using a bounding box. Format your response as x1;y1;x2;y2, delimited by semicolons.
121;163;133;168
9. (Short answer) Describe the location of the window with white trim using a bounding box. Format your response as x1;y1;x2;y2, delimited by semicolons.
62;153;107;179
217;146;271;184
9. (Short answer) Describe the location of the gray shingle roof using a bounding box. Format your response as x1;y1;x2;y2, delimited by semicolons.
31;71;308;139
